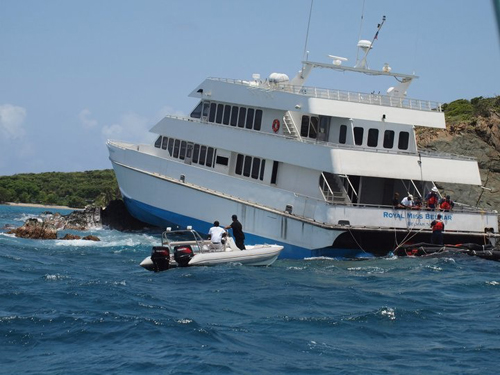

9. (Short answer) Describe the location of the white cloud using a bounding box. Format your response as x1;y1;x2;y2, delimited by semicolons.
0;104;27;139
102;112;152;143
79;108;98;128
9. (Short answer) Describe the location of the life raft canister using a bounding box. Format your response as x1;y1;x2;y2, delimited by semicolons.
272;119;280;133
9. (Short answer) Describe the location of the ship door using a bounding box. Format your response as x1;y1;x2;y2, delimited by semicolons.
202;102;211;122
317;116;330;142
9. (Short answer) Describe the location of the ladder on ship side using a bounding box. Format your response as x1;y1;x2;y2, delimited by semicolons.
282;112;300;140
319;172;351;204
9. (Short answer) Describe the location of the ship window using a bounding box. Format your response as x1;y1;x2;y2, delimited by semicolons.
339;125;347;144
206;147;214;167
309;116;318;139
300;116;309;137
230;106;238;126
154;136;162;148
190;102;202;119
367;129;379;147
179;141;187;160
216;155;229;166
161;137;168;150
223;105;231;125
236;154;244;174
168;138;174;156
246;108;255;129
199;146;207;165
398;132;410;150
238;107;246;128
193;144;200;163
243;156;252;177
173;139;180;158
186;143;193;159
383;130;395;148
271;161;279;184
353;127;364;145
202;102;210;119
254;109;262;131
251;157;260;179
259;159;266;180
216;104;224;124
209;103;217;122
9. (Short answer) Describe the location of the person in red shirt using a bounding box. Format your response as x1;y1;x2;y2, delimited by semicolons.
440;195;454;212
430;214;445;245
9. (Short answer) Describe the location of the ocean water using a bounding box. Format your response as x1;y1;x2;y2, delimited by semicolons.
1;205;500;375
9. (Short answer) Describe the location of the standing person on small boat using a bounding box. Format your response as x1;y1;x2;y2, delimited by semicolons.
225;215;245;250
208;221;226;250
430;214;445;245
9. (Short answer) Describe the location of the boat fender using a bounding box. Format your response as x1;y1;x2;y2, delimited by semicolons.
272;119;280;133
151;246;170;272
174;245;194;267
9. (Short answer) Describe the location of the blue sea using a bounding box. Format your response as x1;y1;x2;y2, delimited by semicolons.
1;205;500;374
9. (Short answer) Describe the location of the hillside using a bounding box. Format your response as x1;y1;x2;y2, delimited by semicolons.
416;96;500;212
0;170;120;208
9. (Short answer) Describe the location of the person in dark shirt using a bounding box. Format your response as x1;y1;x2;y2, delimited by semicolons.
225;214;245;250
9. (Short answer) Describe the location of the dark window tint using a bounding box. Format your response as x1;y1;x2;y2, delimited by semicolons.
383;130;395;148
216;104;223;124
161;137;168;150
353;127;364;145
243;156;252;177
193;144;200;163
223;105;231;125
173;139;180;158
236;154;244;175
230;106;238;126
398;132;410;150
238;108;246;128
246;108;254;129
209;103;217;122
271;161;279;184
179;141;186;160
190;102;202;118
216;156;229;166
154;136;162;148
301;116;309;137
309;117;318;139
251;158;260;179
339;125;347;144
367;129;379;147
254;110;262;131
167;138;174;156
199;146;207;165
206;147;214;167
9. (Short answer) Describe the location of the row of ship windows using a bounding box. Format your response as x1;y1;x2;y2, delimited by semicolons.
342;125;410;150
191;101;263;131
154;136;272;182
154;136;217;167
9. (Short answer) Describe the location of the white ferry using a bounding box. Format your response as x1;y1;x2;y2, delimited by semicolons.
107;24;498;258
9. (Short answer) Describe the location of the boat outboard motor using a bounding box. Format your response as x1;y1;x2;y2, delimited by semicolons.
151;246;170;272
174;245;194;267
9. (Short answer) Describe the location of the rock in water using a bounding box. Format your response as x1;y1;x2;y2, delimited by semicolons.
7;218;57;239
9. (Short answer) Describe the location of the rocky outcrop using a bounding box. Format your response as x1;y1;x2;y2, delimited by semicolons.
6;199;154;240
8;218;57;239
416;110;500;213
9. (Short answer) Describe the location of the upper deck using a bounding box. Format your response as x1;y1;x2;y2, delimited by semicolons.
207;77;442;113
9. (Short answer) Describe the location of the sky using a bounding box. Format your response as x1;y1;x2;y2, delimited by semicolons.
1;0;499;176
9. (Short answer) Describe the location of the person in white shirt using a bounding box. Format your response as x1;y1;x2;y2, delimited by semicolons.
208;221;226;250
401;194;413;208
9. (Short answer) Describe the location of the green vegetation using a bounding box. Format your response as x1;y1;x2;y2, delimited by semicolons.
0;169;120;208
442;96;500;124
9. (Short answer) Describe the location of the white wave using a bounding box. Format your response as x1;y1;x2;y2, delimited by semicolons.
381;307;396;320
486;281;499;286
44;274;69;281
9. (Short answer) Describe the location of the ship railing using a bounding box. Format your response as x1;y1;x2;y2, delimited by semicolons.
209;77;442;113
158;115;477;162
